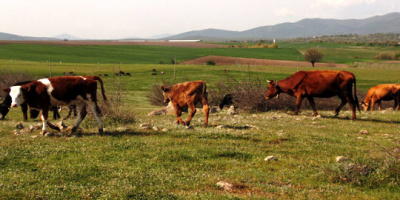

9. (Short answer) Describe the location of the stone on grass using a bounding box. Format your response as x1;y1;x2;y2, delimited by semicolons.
152;126;159;131
162;128;169;132
359;130;369;135
227;106;236;115
14;130;20;135
140;123;151;130
216;125;226;129
216;181;233;191
117;127;130;132
264;156;278;162
336;156;349;163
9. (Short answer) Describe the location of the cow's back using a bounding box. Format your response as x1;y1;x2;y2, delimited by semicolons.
42;77;98;105
170;81;206;105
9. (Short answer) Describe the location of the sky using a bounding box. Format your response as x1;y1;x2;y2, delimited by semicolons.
1;0;399;39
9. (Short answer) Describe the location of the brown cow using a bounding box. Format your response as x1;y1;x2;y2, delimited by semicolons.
161;81;209;127
4;76;107;136
361;84;400;111
265;70;360;120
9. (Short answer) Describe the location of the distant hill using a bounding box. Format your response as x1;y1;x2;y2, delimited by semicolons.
0;32;59;40
164;12;400;41
54;34;81;40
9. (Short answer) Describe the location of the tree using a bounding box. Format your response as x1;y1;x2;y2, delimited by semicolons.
304;48;323;67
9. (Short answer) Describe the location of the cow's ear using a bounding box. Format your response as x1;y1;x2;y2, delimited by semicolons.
21;85;32;92
161;85;168;92
3;88;10;93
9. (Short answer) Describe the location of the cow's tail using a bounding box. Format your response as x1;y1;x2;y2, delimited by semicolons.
202;81;207;101
92;76;108;104
353;77;361;113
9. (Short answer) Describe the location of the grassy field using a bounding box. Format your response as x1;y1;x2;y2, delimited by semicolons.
1;43;400;199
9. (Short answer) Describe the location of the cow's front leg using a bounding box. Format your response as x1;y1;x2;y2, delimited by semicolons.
294;96;304;115
21;104;28;121
307;97;318;116
40;108;49;135
173;105;185;125
395;98;400;110
185;103;197;126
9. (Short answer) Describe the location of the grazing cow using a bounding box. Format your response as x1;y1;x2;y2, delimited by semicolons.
361;84;400;111
126;73;131;76
265;70;360;120
104;74;109;77
161;81;209;127
4;76;107;135
119;71;125;76
219;94;233;110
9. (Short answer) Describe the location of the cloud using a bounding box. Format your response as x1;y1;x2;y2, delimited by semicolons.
273;7;294;17
315;0;376;7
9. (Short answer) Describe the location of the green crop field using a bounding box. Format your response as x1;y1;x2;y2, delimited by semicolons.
1;43;400;199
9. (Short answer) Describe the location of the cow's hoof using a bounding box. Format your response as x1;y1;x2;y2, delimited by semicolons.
98;128;104;135
40;130;47;136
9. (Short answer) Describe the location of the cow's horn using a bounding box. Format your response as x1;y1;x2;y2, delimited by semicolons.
266;79;271;83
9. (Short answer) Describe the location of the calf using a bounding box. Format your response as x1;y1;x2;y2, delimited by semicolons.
4;76;107;135
161;81;209;127
361;84;400;111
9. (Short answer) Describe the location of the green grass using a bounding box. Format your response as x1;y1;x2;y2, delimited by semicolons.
0;44;302;64
1;45;400;198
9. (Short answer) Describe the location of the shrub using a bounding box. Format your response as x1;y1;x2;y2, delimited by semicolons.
206;60;216;65
375;52;396;60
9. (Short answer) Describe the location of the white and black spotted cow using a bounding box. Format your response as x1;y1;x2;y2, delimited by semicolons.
4;76;107;136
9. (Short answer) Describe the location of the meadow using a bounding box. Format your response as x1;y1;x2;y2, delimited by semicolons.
0;43;400;199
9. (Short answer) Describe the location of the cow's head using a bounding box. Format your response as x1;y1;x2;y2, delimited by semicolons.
6;86;29;107
265;80;281;100
161;85;172;104
361;101;369;111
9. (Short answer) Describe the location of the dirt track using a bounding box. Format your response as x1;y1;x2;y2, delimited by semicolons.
179;55;348;67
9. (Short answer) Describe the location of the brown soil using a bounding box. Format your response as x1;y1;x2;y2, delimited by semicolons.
0;40;225;48
179;55;348;67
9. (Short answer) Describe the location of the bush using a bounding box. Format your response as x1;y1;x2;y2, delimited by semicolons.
206;60;216;65
375;52;396;60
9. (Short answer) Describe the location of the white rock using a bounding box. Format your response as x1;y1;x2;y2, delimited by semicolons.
152;126;159;131
336;156;349;163
227;106;236;115
162;128;169;132
264;156;278;162
216;181;233;191
139;123;151;130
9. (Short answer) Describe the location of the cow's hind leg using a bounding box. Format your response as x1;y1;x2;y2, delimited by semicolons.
334;96;348;117
202;103;209;128
71;103;87;136
345;95;357;120
307;97;318;116
88;102;103;135
185;103;197;126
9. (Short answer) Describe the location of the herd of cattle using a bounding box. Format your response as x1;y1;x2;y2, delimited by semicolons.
1;70;400;136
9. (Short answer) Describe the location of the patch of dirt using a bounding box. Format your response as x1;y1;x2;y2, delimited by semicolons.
0;40;225;48
179;55;348;67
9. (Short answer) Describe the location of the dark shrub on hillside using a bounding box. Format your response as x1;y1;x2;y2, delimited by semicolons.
206;60;216;65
